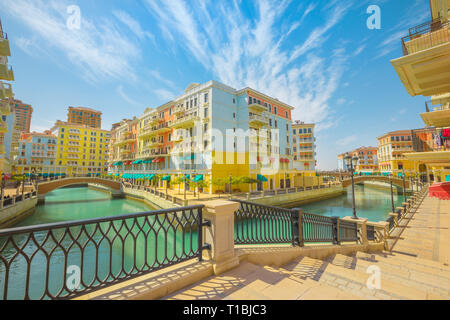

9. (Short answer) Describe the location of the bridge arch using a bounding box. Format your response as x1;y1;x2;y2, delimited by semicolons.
341;176;410;189
37;177;121;199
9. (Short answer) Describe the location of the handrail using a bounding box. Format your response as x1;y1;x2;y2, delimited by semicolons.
0;204;207;300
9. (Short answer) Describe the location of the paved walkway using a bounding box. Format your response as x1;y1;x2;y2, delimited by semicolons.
165;195;450;300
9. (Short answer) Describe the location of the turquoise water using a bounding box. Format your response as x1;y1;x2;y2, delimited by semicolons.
296;184;406;222
16;187;154;227
0;187;197;300
0;184;404;299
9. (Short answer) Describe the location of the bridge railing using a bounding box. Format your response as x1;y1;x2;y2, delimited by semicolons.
0;191;37;209
232;200;366;247
0;204;209;300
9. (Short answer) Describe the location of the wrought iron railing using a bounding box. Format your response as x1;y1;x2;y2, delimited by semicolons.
366;225;375;241
234;200;293;245
233;200;359;246
302;212;334;243
0;205;208;300
401;19;449;55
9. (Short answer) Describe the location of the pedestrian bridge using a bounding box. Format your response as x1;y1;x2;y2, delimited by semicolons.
37;177;121;197
341;175;410;189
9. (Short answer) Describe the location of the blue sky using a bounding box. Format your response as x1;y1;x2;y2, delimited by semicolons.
0;0;431;170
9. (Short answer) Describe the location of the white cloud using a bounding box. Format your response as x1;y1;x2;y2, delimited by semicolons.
336;135;357;147
116;85;143;107
113;10;154;42
2;0;141;83
146;0;353;125
154;88;175;101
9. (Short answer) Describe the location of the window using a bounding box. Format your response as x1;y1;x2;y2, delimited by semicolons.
204;108;208;118
233;112;236;119
274;106;277;114
204;93;209;103
275;120;278;128
285;111;288;118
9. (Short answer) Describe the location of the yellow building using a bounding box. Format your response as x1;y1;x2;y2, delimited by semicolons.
391;0;450;182
377;130;415;176
51;121;111;176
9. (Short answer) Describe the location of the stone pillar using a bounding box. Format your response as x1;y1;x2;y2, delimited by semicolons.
342;217;368;246
202;200;240;275
389;213;398;227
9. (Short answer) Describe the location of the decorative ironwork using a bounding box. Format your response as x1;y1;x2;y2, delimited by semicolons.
338;220;358;243
0;205;207;300
302;212;333;243
233;200;293;245
366;225;375;241
386;215;395;231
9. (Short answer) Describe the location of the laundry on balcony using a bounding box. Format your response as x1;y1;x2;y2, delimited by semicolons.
440;128;450;139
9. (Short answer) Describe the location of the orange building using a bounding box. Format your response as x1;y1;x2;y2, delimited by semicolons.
9;99;33;133
67;106;102;129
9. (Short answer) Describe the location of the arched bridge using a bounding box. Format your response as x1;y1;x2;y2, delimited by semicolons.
341;175;410;189
37;177;121;196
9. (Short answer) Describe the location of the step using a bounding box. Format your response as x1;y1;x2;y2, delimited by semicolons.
357;251;450;275
326;254;450;299
282;256;439;300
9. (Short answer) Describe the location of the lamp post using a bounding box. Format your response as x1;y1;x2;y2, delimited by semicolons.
344;155;359;219
389;173;395;213
402;168;406;202
1;173;5;204
229;173;232;198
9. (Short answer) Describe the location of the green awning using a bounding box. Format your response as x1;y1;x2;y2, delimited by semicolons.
115;174;120;177
257;174;267;182
133;160;143;164
193;175;203;182
183;174;191;180
146;174;155;180
143;158;154;164
162;175;171;181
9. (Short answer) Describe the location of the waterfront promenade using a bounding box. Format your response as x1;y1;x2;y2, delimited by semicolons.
165;194;450;300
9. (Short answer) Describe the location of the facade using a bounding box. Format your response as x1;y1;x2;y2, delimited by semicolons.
377;130;414;175
0;18;15;175
109;80;295;193
392;0;450;183
292;121;316;171
67;106;102;129
14;132;57;176
11;99;33;133
51;121;110;176
337;147;378;174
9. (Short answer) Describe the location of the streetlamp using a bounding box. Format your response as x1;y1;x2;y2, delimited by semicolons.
402;169;406;202
1;173;5;204
389;173;395;213
229;173;232;198
344;155;359;219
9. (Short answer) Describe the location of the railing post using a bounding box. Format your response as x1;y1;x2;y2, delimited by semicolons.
291;208;303;247
332;216;339;245
202;200;240;275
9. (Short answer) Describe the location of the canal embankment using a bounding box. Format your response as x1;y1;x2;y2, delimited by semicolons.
0;192;38;228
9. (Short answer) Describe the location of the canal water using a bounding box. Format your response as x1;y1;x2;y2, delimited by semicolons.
0;184;404;299
297;184;406;222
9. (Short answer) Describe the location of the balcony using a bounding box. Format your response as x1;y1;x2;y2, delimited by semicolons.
153;124;171;135
421;97;450;127
138;128;157;139
172;114;200;129
249;114;269;127
173;106;185;116
0;64;14;81
248;102;267;113
391;19;450;97
0;32;11;57
0;101;11;116
0;82;13;99
0;144;4;154
0;120;7;133
171;135;184;143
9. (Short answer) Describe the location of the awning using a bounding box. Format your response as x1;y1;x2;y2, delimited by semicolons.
183;174;191;180
146;174;155;180
115;173;120;177
114;162;123;166
153;158;164;163
257;174;268;182
193;175;203;182
162;175;171;181
133;160;143;164
183;154;195;160
143;158;154;164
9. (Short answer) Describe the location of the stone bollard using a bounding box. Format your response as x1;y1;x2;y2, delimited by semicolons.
342;217;368;247
202;200;240;275
396;207;404;220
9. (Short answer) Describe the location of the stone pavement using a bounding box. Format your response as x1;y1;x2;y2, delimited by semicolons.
165;195;450;300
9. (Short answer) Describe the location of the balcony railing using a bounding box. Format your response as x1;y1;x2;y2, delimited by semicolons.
402;19;450;55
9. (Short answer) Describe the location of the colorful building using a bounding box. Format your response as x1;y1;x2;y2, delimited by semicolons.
0;18;15;175
51;121;110;176
67;106;102;129
337;147;378;174
377;130;414;176
11;99;33;133
391;0;450;183
109;80;296;193
292;121;316;172
14;132;58;176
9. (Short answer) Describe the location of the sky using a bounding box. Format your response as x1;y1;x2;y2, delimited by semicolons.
0;0;432;170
